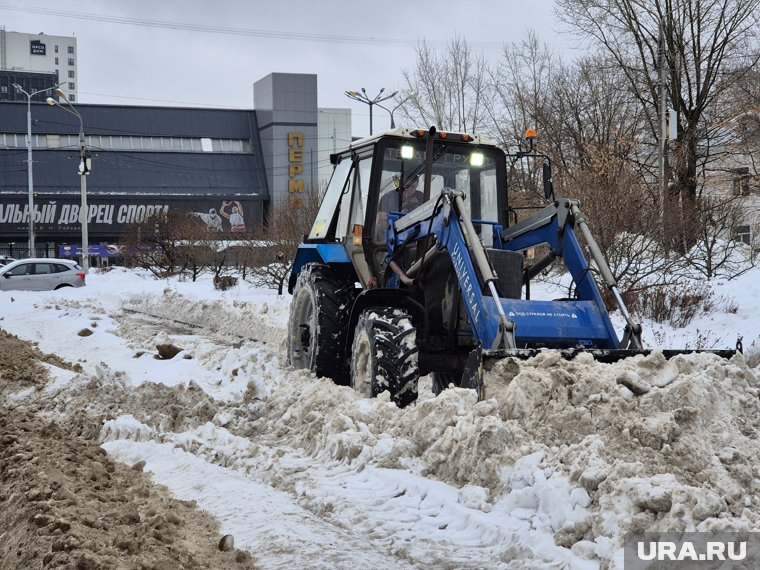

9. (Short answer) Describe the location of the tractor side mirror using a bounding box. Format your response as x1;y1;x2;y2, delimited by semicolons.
543;162;554;201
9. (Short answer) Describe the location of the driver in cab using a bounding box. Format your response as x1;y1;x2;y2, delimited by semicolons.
376;175;424;238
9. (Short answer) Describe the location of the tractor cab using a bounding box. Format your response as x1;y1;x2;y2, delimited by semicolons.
306;128;509;287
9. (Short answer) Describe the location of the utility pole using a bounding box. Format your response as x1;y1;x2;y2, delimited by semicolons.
24;92;34;257
47;91;90;273
12;82;61;258
658;23;669;248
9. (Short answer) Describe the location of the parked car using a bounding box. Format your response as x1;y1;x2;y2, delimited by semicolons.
0;255;16;266
0;258;86;291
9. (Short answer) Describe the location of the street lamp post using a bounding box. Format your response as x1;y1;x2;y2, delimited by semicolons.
345;87;397;136
12;82;61;258
377;92;416;129
47;90;90;273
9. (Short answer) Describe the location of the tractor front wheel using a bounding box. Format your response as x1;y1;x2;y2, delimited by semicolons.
350;308;419;407
287;264;355;384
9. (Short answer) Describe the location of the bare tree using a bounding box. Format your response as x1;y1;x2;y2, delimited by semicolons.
687;194;758;279
244;189;321;295
119;211;217;280
557;0;760;249
399;36;493;133
487;31;557;151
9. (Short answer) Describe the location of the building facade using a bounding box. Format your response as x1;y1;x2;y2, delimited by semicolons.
317;107;353;188
0;72;353;258
254;73;318;208
0;28;77;102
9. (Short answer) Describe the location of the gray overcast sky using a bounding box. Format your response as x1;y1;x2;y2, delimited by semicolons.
0;0;578;136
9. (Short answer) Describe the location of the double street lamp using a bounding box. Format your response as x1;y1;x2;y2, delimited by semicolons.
376;92;416;129
47;90;91;273
345;87;397;136
12;82;62;258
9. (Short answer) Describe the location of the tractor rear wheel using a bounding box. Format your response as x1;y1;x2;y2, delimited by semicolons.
287;264;356;384
350;308;419;407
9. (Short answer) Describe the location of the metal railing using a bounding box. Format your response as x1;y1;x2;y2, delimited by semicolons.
0;244;57;259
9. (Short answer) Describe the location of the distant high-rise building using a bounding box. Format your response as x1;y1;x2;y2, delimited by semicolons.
0;27;77;102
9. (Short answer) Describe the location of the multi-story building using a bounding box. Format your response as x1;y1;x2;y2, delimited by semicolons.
0;72;354;260
0;27;77;102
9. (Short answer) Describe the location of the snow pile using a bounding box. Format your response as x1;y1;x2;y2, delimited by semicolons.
7;268;760;568
103;274;760;566
482;350;760;558
123;287;288;349
100;278;760;565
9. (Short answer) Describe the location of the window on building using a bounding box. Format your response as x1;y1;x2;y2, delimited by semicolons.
55;45;59;53
67;46;74;54
68;58;75;66
0;132;250;154
69;94;75;102
733;168;751;196
55;57;58;64
0;86;6;94
733;225;751;245
68;70;75;78
68;83;75;90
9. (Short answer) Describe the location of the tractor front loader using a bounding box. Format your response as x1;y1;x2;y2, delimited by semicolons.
286;127;736;406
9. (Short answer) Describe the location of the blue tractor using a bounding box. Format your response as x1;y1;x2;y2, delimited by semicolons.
287;127;734;407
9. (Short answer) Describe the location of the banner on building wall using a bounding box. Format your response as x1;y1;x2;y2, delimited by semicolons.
30;40;46;55
0;195;262;238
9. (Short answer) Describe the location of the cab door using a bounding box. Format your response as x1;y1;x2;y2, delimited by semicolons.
335;152;373;287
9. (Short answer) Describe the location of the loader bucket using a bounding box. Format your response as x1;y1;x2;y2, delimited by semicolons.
460;346;740;400
484;347;739;365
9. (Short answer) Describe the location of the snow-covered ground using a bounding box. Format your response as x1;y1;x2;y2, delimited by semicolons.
2;266;759;569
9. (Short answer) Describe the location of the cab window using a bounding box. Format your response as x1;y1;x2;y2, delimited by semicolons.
309;158;352;240
336;155;372;240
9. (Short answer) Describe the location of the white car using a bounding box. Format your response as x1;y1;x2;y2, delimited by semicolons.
0;255;16;266
0;258;86;291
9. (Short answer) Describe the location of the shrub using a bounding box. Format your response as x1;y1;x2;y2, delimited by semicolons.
631;282;714;328
213;275;238;291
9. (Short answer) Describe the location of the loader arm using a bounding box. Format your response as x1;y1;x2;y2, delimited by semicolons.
500;198;644;349
388;190;631;352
